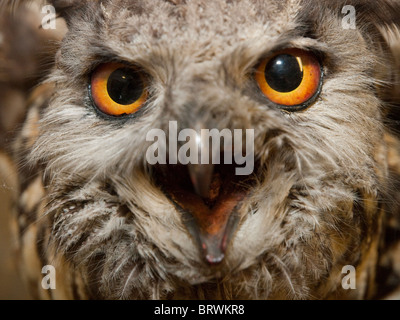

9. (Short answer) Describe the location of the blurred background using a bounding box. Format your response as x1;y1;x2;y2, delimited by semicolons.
0;155;29;299
0;0;66;299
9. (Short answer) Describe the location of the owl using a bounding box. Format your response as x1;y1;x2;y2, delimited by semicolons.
1;0;400;300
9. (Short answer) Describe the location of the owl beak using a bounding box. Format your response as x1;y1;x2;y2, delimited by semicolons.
181;170;246;265
187;163;214;199
155;161;251;265
153;128;254;265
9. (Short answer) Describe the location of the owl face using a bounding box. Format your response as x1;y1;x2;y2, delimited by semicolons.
30;0;397;299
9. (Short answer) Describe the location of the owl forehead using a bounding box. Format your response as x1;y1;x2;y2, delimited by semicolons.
99;0;302;61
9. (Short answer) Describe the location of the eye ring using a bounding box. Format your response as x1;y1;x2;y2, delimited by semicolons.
255;49;323;112
90;62;148;117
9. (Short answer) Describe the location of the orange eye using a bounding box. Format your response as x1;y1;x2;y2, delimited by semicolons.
255;49;322;111
90;63;148;117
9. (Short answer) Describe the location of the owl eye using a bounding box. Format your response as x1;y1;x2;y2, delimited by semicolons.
255;49;322;111
90;63;148;117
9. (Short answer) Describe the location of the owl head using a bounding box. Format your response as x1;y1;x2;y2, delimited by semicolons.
13;0;400;299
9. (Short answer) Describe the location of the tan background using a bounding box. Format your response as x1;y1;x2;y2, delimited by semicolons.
0;1;66;300
0;154;30;299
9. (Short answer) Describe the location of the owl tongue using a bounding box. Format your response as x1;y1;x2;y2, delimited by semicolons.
155;163;251;265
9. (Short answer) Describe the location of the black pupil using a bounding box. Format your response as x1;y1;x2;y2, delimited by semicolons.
265;54;303;93
107;68;144;105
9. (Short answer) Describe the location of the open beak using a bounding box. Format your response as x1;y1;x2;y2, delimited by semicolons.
154;135;254;265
